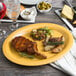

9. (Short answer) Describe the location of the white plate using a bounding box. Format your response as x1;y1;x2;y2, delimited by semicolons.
19;0;43;5
20;7;37;20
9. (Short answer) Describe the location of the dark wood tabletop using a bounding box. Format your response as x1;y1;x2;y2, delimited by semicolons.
0;0;76;76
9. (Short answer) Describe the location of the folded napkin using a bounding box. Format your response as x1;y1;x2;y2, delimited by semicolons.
50;38;76;76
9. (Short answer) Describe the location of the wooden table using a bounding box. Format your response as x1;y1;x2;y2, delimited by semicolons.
0;0;76;76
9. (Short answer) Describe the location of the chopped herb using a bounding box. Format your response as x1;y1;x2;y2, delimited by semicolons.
31;27;52;40
19;52;35;59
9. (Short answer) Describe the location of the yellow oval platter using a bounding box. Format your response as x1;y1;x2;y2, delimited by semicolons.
2;23;73;66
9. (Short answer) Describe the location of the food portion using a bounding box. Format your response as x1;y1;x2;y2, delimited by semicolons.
38;1;51;10
43;36;64;53
11;27;65;59
61;5;74;20
21;8;34;20
31;27;64;53
31;27;52;40
11;36;47;59
61;5;76;26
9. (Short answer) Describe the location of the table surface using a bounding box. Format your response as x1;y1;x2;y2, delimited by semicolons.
0;0;76;76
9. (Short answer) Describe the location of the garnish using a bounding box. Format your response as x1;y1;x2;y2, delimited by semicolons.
31;27;52;40
19;52;35;59
47;41;64;45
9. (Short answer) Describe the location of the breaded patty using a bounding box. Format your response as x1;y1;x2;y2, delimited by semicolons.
11;36;38;54
11;36;47;59
11;36;27;52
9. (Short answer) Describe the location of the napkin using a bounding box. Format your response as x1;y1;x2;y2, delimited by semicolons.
50;37;76;76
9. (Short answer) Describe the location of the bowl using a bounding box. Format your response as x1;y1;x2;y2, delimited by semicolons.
20;8;34;20
36;1;52;13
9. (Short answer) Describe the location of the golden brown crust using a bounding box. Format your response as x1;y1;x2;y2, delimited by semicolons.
11;36;47;59
52;44;64;53
11;36;27;52
35;52;47;59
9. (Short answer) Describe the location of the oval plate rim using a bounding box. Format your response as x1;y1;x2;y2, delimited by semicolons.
2;23;74;66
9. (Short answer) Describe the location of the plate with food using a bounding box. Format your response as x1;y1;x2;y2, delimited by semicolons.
55;5;76;30
2;23;73;66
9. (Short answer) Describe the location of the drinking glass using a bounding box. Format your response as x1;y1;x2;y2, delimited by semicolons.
4;0;20;31
0;2;6;39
